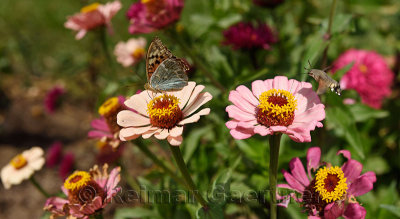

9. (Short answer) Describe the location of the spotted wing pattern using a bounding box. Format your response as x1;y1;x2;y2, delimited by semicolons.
146;37;173;81
149;58;189;92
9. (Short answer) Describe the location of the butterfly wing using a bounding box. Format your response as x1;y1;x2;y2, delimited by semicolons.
146;37;173;81
149;58;189;92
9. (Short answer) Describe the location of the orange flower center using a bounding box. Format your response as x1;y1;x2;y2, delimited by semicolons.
10;154;27;169
147;94;183;129
255;89;297;127
80;2;101;13
131;48;145;60
358;64;368;74
64;171;105;205
141;0;165;15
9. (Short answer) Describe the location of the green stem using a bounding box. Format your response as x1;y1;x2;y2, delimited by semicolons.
269;133;282;219
99;26;113;68
321;0;337;68
169;145;208;208
29;176;50;198
135;142;186;186
164;30;226;94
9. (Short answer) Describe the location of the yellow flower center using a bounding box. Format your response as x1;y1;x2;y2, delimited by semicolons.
10;154;27;169
96;140;108;150
147;94;183;129
358;64;368;74
80;2;101;13
64;171;91;191
315;166;348;203
98;97;122;135
99;97;120;116
141;0;165;15
256;89;297;127
132;48;145;60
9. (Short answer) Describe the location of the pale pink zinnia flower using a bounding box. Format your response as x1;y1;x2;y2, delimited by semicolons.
114;37;147;67
225;76;325;142
1;147;45;189
332;49;394;109
278;147;376;219
65;1;122;40
126;0;184;34
117;82;212;146
44;164;121;219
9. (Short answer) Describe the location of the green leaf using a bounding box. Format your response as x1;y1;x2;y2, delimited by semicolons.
183;125;213;162
114;208;161;219
196;203;225;219
380;204;400;218
348;103;389;122
300;34;329;81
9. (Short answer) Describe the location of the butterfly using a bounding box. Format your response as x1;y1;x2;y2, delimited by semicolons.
305;61;341;95
144;37;189;93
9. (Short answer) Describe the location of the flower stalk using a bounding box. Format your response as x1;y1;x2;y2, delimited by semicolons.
269;133;282;219
321;0;337;68
169;145;208;208
29;176;50;198
135;141;186;186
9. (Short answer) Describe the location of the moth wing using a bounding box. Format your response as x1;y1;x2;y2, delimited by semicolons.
316;80;328;95
149;58;188;92
146;37;173;81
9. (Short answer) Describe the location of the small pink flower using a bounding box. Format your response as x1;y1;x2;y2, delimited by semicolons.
332;49;394;109
65;1;122;40
46;141;63;168
114;37;147;67
44;164;121;219
225;76;325;142
127;0;184;34
223;22;277;50
59;153;75;180
1;147;45;189
278;147;376;219
117;81;212;146
44;86;65;114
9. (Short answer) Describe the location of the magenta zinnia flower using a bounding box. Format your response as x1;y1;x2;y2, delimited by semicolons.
65;1;122;40
117;82;212;146
44;86;65;114
46;141;63;168
332;49;394;109
225;76;325;142
127;0;184;34
44;164;121;219
278;147;376;219
223;22;277;50
59;153;75;180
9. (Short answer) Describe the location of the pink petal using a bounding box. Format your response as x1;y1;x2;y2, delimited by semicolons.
229;90;257;114
142;128;160;139
117;110;150;127
289;157;310;187
252;80;268;98
348;171;376;197
225;120;238;129
76;30;87;40
91;118;110;132
44;197;68;212
226;105;255;121
343;203;366;219
229;127;254;140
88;130;113;139
324;202;345;219
282;169;305;192
237;120;257;129
183;92;212;117
276;194;291;208
288;79;302;95
124;93;149;116
254;125;272;136
341;159;363;184
236;85;259;106
182;84;205;109
170;126;183;137
167;135;183;146
105;167;121;195
337;149;352;160
263;79;273;92
179;108;210;125
270;126;288;133
307;147;321;179
272;76;289;90
177;81;197;109
119;128;141;141
154;129;169;139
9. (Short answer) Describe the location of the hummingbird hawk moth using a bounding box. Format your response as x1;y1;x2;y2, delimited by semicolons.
305;62;341;95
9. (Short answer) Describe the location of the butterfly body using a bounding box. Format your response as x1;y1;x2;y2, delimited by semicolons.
145;37;189;93
308;69;341;95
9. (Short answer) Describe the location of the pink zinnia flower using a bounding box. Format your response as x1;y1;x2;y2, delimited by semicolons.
65;1;122;40
126;0;184;34
58;153;75;180
278;147;376;219
46;141;63;168
44;86;65;114
225;76;325;142
332;49;394;109
117;81;212;146
114;37;147;67
44;164;121;219
223;22;277;50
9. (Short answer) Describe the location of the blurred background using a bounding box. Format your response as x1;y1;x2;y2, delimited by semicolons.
0;0;399;218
